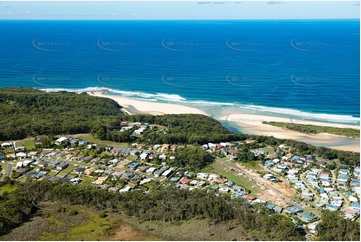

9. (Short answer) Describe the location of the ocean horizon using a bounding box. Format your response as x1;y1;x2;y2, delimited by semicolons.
0;20;359;125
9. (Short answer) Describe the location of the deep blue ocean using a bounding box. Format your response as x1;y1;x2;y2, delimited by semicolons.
0;20;359;124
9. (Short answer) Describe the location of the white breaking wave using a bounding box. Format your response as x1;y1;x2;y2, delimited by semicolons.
240;105;360;124
39;86;360;125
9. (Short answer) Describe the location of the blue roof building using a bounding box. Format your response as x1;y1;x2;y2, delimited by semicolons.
284;206;303;214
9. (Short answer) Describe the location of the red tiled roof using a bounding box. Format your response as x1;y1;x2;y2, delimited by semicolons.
345;209;357;215
181;178;191;184
243;195;255;200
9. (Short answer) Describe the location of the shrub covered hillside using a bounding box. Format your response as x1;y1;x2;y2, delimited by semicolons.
96;113;241;144
0;180;306;241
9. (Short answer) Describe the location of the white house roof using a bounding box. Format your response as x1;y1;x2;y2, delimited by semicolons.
56;137;68;142
1;142;12;147
16;152;27;157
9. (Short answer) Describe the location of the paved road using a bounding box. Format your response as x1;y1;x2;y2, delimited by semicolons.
300;172;320;204
5;163;13;178
331;170;350;210
299;172;321;216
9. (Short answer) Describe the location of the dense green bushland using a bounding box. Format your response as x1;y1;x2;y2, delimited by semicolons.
263;121;360;138
0;180;307;240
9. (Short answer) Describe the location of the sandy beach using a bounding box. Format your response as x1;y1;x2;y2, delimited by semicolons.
220;114;360;152
88;91;359;152
88;91;207;115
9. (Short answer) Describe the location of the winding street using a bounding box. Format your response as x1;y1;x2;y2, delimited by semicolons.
331;170;350;211
300;172;320;204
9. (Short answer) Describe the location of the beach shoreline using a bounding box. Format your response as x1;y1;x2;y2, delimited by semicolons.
88;91;208;115
88;91;360;153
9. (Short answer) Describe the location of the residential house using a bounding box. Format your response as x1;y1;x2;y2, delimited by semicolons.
1;142;13;148
265;160;276;167
284;206;303;215
170;177;180;182
154;169;165;177
243;195;255;202
234;191;246;197
277;164;288;170
122;172;135;179
15;146;26;152
170;144;177;151
16;152;27;159
93;177;107;185
49;160;60;168
84;167;96;176
197;172;209;180
55;137;68;145
108;187;119;193
298;213;317;223
162;169;173;178
159;154;167;160
146;167;157;174
137;165;150;172
56;163;69;171
180;177;191;185
225;180;234;187
208;143;216;150
139;152;149;160
127;162;139;169
273;206;283;213
326;204;339;211
119;185;131;193
75;167;85;174
161;144;170;152
219;187;230;193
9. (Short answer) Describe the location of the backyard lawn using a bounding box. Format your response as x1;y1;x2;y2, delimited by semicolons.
0;184;17;195
16;139;35;150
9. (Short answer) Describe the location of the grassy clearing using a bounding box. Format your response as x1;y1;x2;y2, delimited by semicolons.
79;176;95;187
15;139;35;150
202;160;260;195
37;205;119;241
63;212;113;240
4;148;14;154
56;164;75;178
239;160;262;171
0;184;17;195
140;180;156;191
47;170;59;177
76;134;129;147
